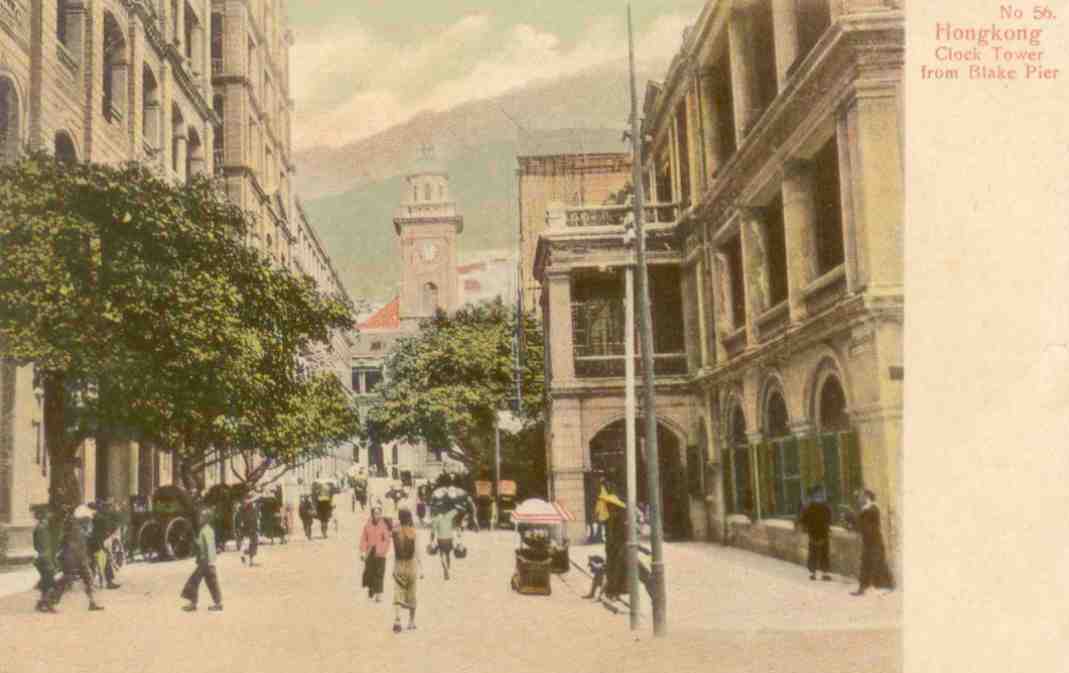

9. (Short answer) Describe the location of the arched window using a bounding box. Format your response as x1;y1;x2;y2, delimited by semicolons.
143;66;160;151
422;282;439;315
764;388;801;517
186;126;204;182
413;185;418;202
818;376;848;431
722;402;753;517
423;183;432;201
54;132;77;163
102;14;127;123
0;78;19;166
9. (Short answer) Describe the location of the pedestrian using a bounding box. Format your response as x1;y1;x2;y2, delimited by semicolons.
87;507;120;590
31;505;58;613
429;507;456;580
798;484;833;581
47;505;104;612
415;492;428;528
360;505;392;602
384;483;405;527
314;483;333;538
599;482;628;601
851;489;895;596
591;478;610;544
298;495;315;540
181;507;224;612
239;495;259;566
391;508;422;633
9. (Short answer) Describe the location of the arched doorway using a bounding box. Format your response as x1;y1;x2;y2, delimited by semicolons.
54;132;77;163
422;282;439;315
588;418;690;540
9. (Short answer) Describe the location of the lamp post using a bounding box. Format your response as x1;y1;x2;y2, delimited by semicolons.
627;3;667;636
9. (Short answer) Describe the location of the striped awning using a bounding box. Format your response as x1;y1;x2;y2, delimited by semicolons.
511;498;575;524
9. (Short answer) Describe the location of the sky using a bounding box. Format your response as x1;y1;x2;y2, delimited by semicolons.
286;1;707;150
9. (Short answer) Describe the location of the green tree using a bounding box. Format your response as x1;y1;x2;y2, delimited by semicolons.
365;299;545;491
0;153;356;506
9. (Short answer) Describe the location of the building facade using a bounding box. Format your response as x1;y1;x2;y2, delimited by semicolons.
0;0;354;560
534;0;903;576
517;130;632;317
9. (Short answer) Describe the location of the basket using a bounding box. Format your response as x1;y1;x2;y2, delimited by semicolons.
426;542;438;556
454;543;467;559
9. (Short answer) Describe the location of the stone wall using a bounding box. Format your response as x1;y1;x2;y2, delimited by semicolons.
724;516;863;578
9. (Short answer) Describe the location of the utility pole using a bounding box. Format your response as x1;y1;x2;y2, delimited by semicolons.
624;242;640;630
627;3;667;636
494;411;502;529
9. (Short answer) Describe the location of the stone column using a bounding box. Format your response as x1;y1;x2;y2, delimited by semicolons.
545;271;576;383
781;159;817;322
727;8;757;140
698;70;724;177
840;90;903;296
112;61;129;123
173;132;187;183
737;208;764;346
190;23;204;76
771;0;801;89
710;251;731;362
694;260;710;367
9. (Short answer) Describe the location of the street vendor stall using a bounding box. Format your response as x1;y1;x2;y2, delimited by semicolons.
510;499;576;593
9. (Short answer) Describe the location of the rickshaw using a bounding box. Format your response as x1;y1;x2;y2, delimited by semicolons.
204;484;243;552
257;494;288;545
130;485;197;561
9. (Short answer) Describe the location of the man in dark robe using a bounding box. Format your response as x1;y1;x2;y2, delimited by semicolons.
852;489;895;595
799;485;833;581
600;483;628;600
47;506;104;612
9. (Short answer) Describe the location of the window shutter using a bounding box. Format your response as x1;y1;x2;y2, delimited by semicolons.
842;431;863;498
799;435;816;492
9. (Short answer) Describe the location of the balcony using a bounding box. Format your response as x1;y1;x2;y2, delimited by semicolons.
562;202;680;229
571;297;686;379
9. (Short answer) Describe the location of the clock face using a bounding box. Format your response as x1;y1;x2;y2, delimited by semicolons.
419;241;439;263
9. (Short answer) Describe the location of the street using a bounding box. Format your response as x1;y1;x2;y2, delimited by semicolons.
0;500;900;673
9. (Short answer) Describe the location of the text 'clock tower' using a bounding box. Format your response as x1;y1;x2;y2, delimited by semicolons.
394;144;463;329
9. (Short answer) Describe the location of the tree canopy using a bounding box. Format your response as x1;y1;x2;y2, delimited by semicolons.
0;153;358;505
365;298;545;492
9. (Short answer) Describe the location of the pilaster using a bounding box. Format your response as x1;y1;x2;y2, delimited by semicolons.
727;8;756;140
781;159;817;322
546;271;576;383
771;0;801;89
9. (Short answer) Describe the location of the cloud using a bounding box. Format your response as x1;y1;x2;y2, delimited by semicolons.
291;12;693;151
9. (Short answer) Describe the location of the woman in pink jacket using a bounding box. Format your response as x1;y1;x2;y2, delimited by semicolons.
360;506;392;602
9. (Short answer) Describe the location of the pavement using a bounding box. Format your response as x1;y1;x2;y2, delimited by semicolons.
0;492;900;673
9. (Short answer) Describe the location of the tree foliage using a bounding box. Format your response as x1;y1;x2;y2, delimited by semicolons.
365;298;545;487
0;153;358;506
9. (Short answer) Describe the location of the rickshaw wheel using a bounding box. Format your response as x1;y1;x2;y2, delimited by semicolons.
137;521;161;562
164;517;194;559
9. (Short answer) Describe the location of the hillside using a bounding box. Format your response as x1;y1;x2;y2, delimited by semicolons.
296;60;651;303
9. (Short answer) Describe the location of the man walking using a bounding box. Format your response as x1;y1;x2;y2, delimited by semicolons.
299;495;316;541
47;505;103;612
239;495;259;567
181;507;224;612
31;505;57;612
429;507;456;580
798;485;833;581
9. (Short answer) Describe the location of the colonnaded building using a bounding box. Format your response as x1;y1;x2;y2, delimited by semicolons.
0;0;354;561
534;0;903;578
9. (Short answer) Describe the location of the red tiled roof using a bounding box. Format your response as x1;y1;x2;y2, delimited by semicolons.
464;279;482;292
359;297;401;330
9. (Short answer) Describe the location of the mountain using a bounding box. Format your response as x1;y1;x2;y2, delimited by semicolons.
295;60;654;304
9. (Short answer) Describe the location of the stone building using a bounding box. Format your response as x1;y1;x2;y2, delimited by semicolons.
517;130;632;318
0;0;354;559
534;0;903;576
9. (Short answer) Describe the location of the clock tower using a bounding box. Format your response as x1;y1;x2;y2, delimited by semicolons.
394;144;463;329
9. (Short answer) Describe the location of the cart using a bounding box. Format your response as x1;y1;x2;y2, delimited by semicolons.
511;499;575;575
129;485;197;562
510;527;553;596
497;480;517;529
258;495;288;544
